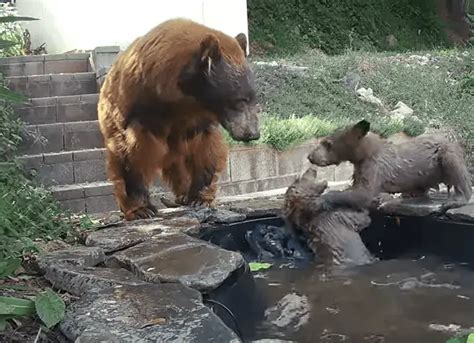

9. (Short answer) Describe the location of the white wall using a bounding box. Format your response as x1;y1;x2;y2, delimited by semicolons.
15;0;249;54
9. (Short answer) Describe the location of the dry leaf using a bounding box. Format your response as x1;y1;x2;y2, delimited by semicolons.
140;317;167;328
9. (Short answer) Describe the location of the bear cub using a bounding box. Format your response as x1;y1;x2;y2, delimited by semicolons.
307;120;472;213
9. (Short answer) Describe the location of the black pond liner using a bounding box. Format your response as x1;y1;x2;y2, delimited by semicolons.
198;213;474;341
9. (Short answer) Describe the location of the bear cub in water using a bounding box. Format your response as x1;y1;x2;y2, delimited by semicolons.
307;120;472;213
283;165;375;266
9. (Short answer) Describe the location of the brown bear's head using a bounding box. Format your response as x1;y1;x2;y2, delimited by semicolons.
308;120;371;166
178;33;260;142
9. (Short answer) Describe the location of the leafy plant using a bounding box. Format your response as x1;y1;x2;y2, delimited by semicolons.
0;289;65;331
34;289;66;329
0;257;21;278
249;262;272;272
0;4;37;57
0;13;76;276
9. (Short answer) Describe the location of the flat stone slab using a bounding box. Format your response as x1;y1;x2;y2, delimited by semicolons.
226;197;284;219
446;199;474;223
37;246;105;272
377;194;447;217
378;192;474;218
43;263;147;296
60;283;241;342
168;207;247;224
85;217;201;253
108;233;244;292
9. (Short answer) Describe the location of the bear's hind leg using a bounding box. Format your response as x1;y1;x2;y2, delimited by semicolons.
106;150;157;220
161;156;193;206
185;129;229;207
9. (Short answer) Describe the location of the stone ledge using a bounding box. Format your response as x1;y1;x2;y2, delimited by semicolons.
85;217;201;253
43;263;147;296
60;283;240;342
107;233;245;292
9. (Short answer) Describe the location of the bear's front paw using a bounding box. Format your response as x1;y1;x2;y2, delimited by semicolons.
189;199;214;209
175;195;189;206
124;205;157;221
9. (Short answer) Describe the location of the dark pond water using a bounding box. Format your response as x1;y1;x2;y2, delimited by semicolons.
200;215;474;343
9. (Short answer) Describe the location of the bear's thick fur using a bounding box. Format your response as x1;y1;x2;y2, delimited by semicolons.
98;18;260;220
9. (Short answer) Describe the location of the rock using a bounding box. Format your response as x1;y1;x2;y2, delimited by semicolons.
356;87;383;107
37;246;105;272
227;198;283;219
85;217;201;253
264;293;311;330
60;283;241;342
342;72;361;92
251;340;296;343
182;208;246;224
377;193;447;217
390;101;414;120
445;198;474;223
107;233;244;292
34;239;71;253
208;209;246;224
42;263;147;296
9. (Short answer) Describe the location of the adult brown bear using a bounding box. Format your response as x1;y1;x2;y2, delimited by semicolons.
98;18;260;221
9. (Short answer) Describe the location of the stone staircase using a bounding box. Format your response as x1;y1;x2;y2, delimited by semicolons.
1;52;119;214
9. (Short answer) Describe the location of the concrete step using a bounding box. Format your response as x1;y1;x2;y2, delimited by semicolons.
7;72;97;98
19;120;103;155
0;53;91;77
52;181;118;214
15;94;99;125
18;148;107;186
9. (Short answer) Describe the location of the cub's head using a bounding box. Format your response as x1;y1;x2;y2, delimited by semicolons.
179;32;260;142
308;120;371;166
283;166;328;218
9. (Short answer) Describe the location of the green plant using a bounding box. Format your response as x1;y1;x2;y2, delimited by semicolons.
0;5;37;57
248;0;448;56
0;288;65;331
249;262;272;272
0;14;77;274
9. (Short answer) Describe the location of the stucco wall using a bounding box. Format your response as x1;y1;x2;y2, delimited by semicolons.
15;0;249;54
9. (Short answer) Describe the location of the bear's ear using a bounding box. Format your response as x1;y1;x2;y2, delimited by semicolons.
199;34;222;73
235;33;248;56
352;119;370;139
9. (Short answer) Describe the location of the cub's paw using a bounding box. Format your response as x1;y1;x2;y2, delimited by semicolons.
310;198;331;213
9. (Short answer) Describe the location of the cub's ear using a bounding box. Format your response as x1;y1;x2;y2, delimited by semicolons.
199;34;222;73
352;119;370;139
301;165;318;181
235;33;248;56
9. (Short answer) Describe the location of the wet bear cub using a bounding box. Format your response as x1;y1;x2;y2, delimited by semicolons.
283;166;374;266
307;120;472;213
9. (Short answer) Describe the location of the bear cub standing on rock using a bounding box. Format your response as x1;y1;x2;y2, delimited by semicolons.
98;19;260;221
307;120;472;213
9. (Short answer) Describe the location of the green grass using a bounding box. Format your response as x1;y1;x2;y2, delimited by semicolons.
248;0;447;56
226;48;473;158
